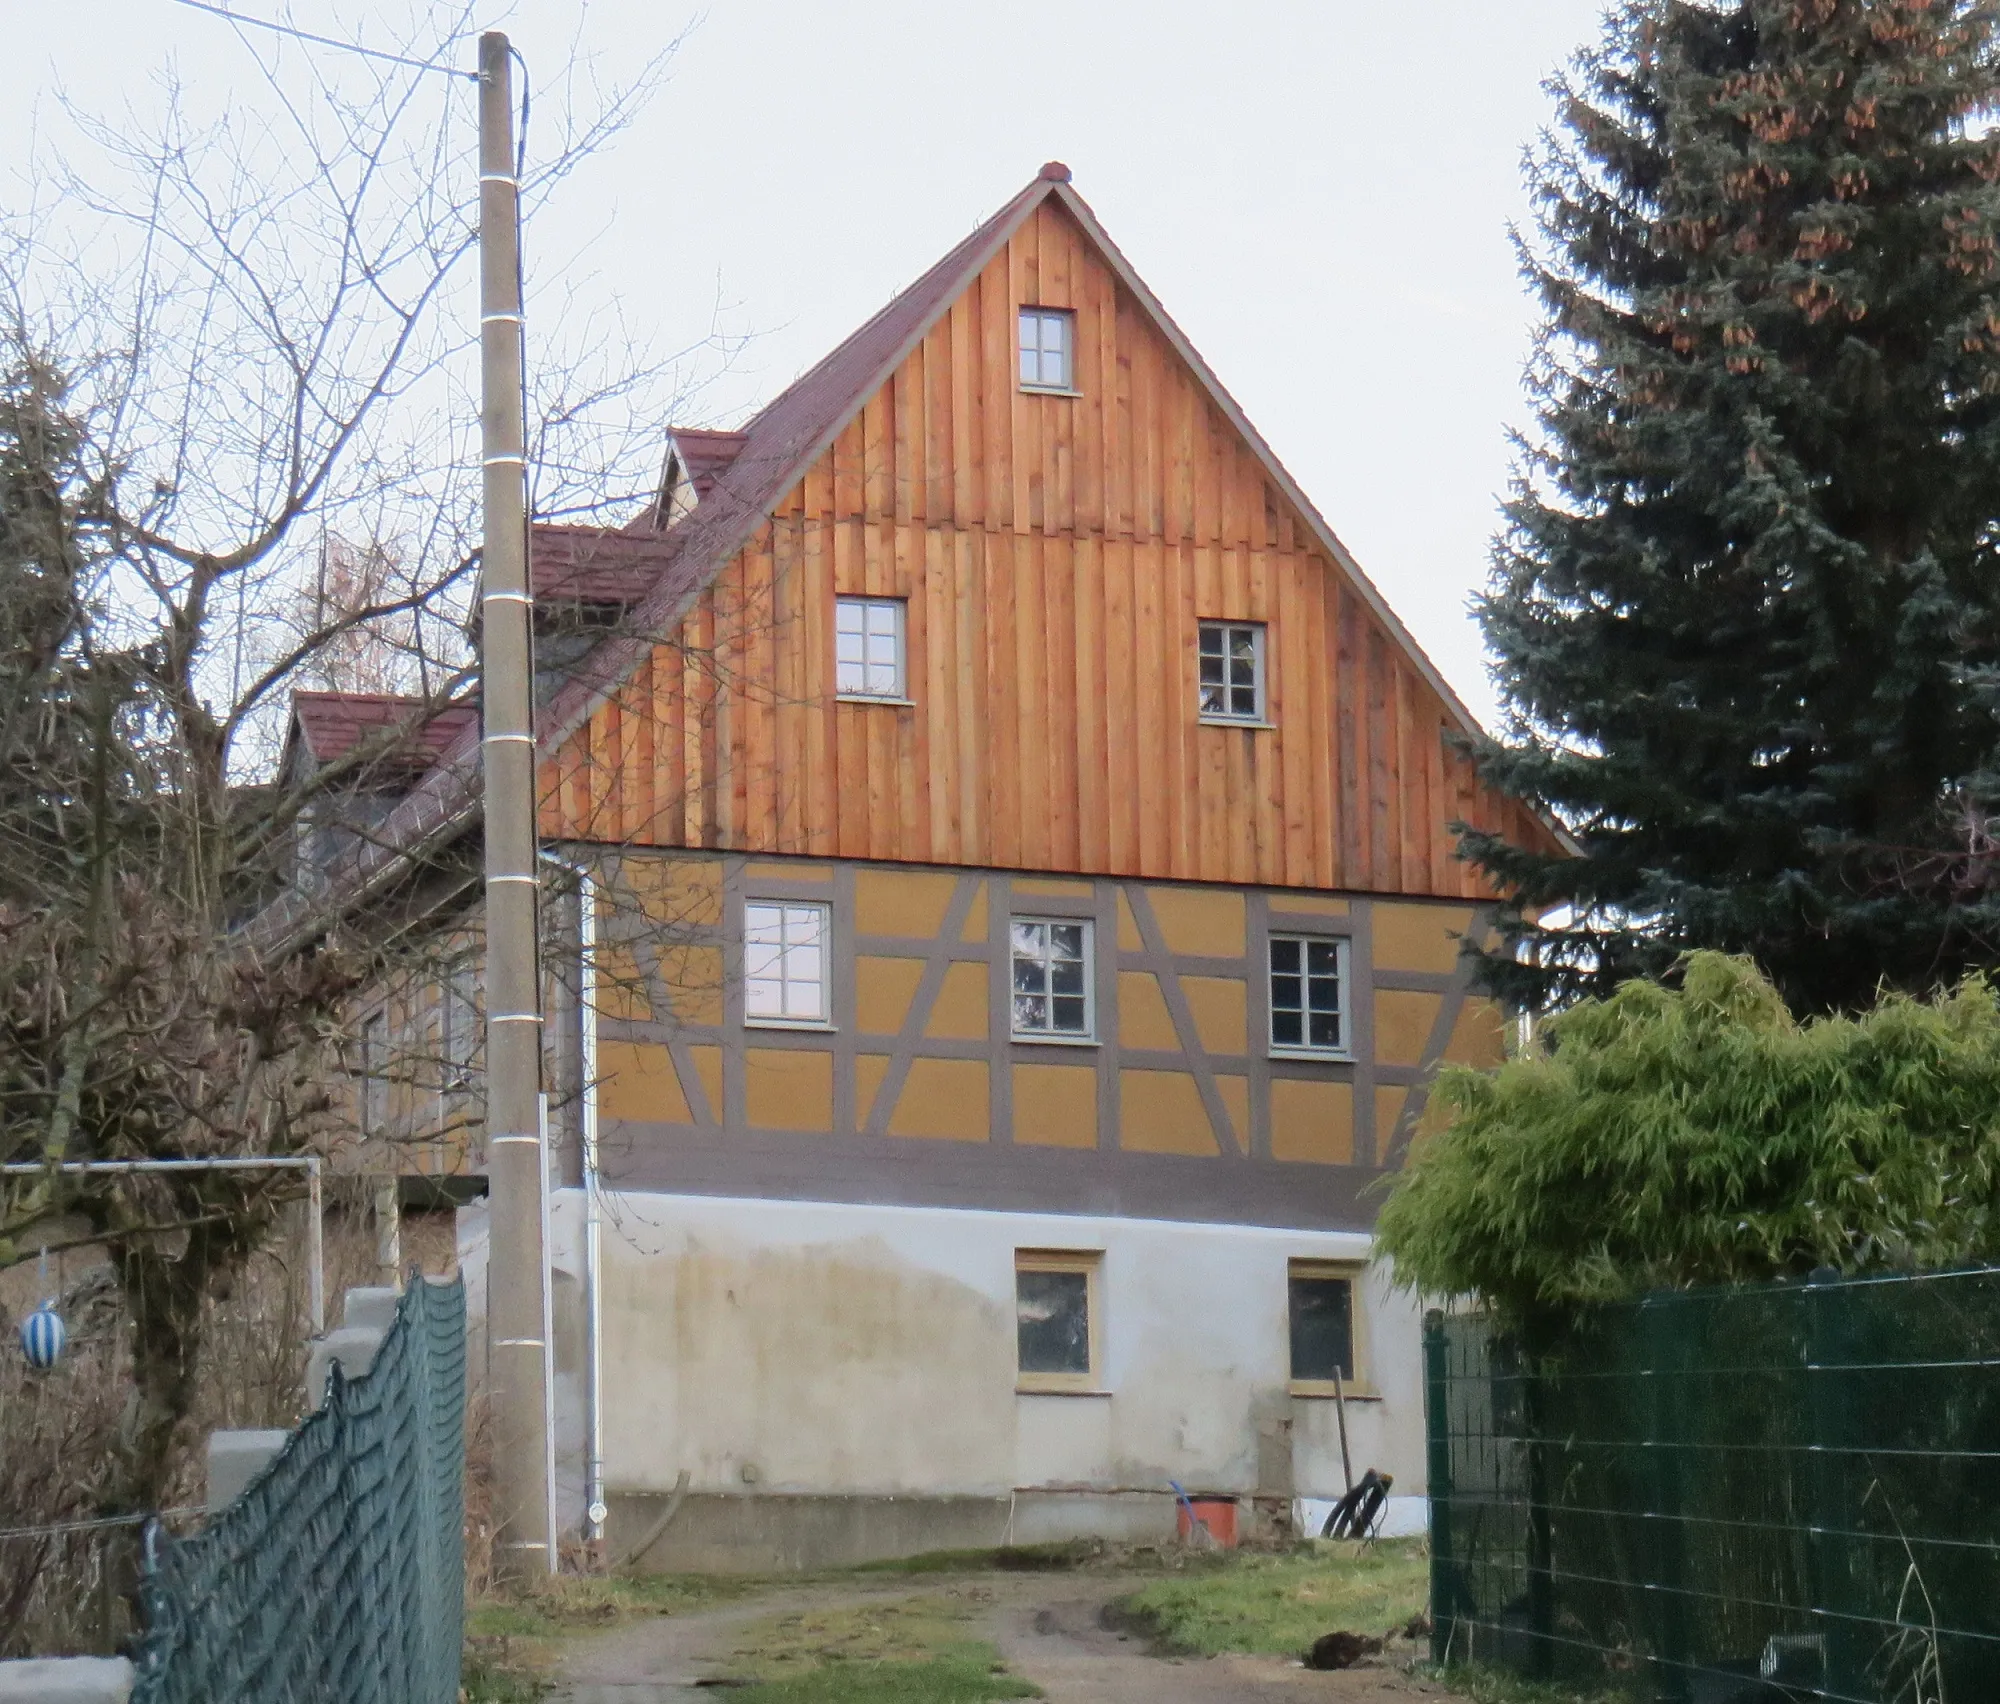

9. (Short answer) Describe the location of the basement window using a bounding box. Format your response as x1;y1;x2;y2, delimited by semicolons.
1019;307;1076;392
1288;1260;1372;1397
744;901;830;1026
1016;1249;1103;1393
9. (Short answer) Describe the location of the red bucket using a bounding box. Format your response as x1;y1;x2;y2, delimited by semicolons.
1176;1495;1239;1548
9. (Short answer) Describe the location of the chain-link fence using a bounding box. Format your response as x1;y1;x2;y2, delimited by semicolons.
128;1276;466;1704
1426;1268;2000;1703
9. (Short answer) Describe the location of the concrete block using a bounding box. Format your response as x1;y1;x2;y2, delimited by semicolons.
207;1428;289;1512
341;1286;399;1333
305;1325;386;1410
0;1656;135;1702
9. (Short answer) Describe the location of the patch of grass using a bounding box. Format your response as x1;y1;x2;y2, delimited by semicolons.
853;1539;1108;1575
727;1651;1039;1702
711;1587;1038;1700
460;1642;546;1703
1433;1664;1632;1704
466;1571;751;1641
1112;1539;1429;1658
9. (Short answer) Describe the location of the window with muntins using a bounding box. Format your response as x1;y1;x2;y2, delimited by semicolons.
835;597;905;699
1019;308;1075;391
360;1009;388;1136
1198;621;1265;721
1269;934;1346;1054
1288;1264;1355;1384
1011;918;1092;1038
744;901;829;1025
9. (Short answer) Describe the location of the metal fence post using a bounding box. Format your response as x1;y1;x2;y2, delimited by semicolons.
1424;1309;1457;1668
1642;1296;1692;1704
1804;1270;1865;1704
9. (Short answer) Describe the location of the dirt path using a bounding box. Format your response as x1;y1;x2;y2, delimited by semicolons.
549;1571;1450;1703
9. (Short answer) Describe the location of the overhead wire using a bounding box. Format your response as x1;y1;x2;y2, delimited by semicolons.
166;0;478;81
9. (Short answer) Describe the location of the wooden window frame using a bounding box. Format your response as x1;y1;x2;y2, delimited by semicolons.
1267;932;1351;1060
1015;1248;1106;1395
1197;620;1269;725
1018;307;1079;395
1008;916;1097;1044
834;596;909;703
1286;1258;1378;1400
743;899;835;1031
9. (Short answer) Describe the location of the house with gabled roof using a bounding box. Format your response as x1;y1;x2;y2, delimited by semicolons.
282;163;1560;1569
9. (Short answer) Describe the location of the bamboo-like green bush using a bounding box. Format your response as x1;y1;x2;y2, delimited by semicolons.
1376;953;2000;1315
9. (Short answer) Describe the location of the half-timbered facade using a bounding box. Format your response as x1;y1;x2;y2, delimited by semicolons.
306;164;1556;1568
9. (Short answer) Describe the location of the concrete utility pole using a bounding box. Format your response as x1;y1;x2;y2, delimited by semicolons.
478;28;554;1582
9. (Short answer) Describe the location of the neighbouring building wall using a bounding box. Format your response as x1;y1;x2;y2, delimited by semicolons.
570;1189;1426;1572
584;848;1505;1223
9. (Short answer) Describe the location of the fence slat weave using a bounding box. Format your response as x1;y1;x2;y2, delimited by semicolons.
129;1277;466;1704
1426;1268;2000;1704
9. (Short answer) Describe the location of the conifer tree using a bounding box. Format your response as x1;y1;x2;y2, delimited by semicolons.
1469;0;2000;1013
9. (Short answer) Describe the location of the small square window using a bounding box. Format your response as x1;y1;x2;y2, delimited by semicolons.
1017;1249;1102;1392
835;597;906;700
1288;1262;1357;1387
1011;917;1094;1039
1269;934;1347;1055
441;957;479;1109
744;901;830;1026
1198;621;1265;722
1019;307;1075;392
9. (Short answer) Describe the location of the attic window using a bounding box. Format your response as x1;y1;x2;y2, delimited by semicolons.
835;598;907;701
1198;621;1266;722
1019;308;1076;393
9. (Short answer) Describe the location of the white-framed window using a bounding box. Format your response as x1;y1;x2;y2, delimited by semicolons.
835;597;906;700
1016;1249;1102;1393
360;1008;389;1136
1010;917;1093;1040
442;958;478;1093
1198;620;1266;722
1288;1259;1368;1395
1019;307;1075;392
744;900;830;1026
1268;934;1348;1055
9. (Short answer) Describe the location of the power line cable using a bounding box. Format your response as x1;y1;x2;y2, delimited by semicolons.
167;0;477;80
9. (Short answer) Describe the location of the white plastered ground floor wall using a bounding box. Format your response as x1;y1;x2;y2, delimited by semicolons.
464;1188;1429;1570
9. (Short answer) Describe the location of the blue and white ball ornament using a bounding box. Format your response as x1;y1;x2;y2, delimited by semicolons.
20;1304;66;1370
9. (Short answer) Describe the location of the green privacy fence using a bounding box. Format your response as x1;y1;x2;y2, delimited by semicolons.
129;1276;467;1704
1424;1269;2000;1703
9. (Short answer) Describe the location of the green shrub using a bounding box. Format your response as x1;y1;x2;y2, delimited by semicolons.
1376;953;2000;1315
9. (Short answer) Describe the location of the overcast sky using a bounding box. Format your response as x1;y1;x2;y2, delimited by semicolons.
5;0;1611;726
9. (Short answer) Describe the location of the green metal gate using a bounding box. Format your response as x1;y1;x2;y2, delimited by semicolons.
129;1276;466;1704
1425;1268;2000;1702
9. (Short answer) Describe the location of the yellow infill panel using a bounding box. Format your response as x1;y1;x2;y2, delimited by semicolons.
926;962;989;1040
856;868;958;936
1180;976;1248;1055
597;1039;689;1126
1013;1063;1099;1148
658;944;723;1026
1444;997;1508;1067
1118;972;1179;1051
1271;1079;1353;1164
745;1048;834;1131
1371;903;1476;975
888;1059;990;1140
1145;888;1246;958
1118;1069;1218;1156
960;881;989;942
1375;990;1443;1068
856;957;925;1035
687;1046;725;1124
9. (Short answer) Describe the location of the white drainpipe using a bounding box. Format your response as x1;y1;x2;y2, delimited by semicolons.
540;849;605;1544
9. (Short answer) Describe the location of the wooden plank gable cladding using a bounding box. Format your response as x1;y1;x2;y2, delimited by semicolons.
543;172;1556;896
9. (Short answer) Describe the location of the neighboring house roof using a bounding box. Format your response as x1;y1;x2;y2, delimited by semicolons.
249;161;1551;955
284;691;479;780
530;526;668;606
